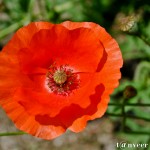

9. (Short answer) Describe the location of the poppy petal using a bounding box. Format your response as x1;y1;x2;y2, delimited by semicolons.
3;22;54;55
12;72;98;117
61;21;123;132
18;25;104;73
0;98;65;140
0;21;123;139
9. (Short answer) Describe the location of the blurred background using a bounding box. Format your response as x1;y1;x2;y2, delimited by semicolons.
0;0;150;150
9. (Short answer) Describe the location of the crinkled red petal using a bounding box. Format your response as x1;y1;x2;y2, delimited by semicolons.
0;21;123;139
18;25;104;73
61;21;123;132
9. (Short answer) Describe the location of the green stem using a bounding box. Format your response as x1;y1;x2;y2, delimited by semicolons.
124;130;150;135
28;0;35;20
0;0;35;40
137;34;150;47
106;113;150;122
133;61;150;84
129;32;150;47
0;131;26;136
0;17;29;40
121;99;126;131
109;103;150;107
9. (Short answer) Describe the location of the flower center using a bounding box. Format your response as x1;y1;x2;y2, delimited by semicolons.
46;64;80;96
53;70;67;84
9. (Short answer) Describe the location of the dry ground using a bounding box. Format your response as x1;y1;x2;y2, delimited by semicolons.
0;109;119;150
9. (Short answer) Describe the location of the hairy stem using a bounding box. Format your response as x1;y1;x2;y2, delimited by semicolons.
109;103;150;107
106;113;150;122
0;131;26;136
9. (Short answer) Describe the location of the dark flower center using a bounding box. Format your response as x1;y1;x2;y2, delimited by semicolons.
46;64;80;96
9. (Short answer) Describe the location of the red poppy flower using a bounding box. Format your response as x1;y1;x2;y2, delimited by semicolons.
0;21;123;140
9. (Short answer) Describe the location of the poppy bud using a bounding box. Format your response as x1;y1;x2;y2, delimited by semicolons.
119;15;138;33
123;85;137;99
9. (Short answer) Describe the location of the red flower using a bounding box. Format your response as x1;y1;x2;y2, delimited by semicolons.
0;21;123;140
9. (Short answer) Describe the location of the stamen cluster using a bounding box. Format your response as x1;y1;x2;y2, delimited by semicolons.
46;64;80;96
